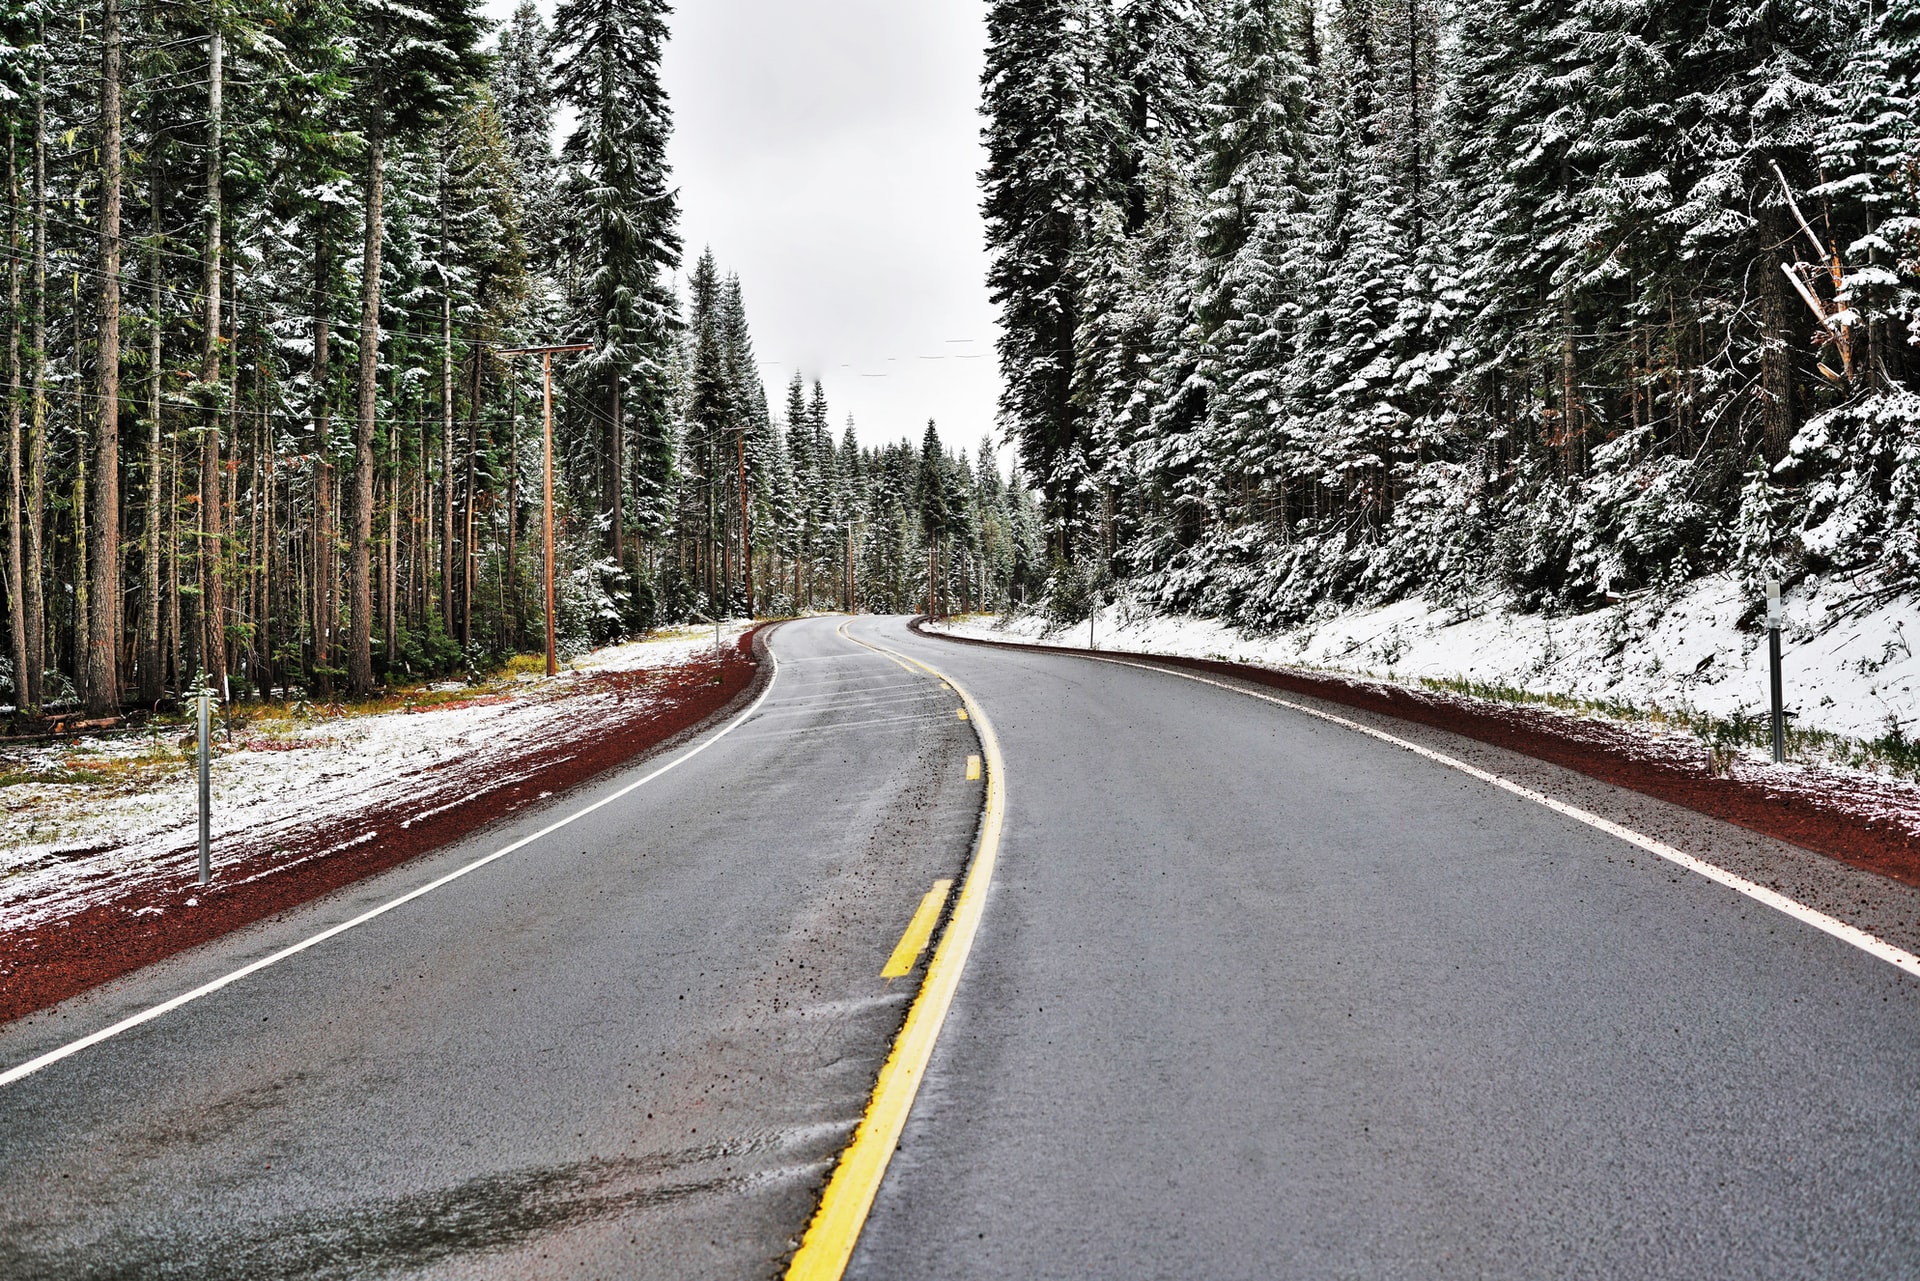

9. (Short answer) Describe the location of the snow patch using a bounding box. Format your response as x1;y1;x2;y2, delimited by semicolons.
0;625;752;937
938;572;1919;747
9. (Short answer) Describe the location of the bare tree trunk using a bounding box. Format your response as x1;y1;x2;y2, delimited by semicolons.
22;59;46;711
75;294;89;702
5;132;26;711
261;397;274;697
1758;208;1797;461
166;436;180;693
462;344;479;647
139;157;163;705
410;429;423;627
311;236;332;695
85;0;125;714
608;372;622;573
440;293;453;635
737;429;750;618
199;25;228;698
349;99;384;697
506;378;519;646
225;275;241;681
386;379;398;652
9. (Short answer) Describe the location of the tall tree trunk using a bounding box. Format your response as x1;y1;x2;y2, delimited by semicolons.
139;158;163;705
462;344;479;647
440;292;453;635
608;371;622;574
348;99;384;697
5;132;26;711
736;429;751;618
1758;208;1797;461
261;393;274;698
199;25;228;698
506;377;519;646
85;0;125;714
311;235;332;695
166;435;180;693
74;292;89;701
386;377;398;652
22;57;46;711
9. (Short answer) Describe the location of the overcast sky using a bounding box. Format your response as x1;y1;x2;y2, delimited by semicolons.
485;0;1005;458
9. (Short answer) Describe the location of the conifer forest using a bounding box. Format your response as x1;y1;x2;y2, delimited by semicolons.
0;0;1044;717
985;0;1920;630
4;0;1918;717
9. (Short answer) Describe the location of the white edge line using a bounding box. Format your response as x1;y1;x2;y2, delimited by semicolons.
1082;653;1920;980
0;639;781;1090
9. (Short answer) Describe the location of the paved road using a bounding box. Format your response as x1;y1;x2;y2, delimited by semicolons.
0;618;981;1279
851;616;1920;1279
6;614;1920;1279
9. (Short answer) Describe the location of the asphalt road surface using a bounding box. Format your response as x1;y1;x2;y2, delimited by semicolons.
5;614;1920;1279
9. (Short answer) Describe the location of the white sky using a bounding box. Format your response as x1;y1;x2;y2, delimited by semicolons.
485;0;1005;459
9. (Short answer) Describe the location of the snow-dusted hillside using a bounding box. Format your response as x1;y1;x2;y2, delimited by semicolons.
938;572;1918;750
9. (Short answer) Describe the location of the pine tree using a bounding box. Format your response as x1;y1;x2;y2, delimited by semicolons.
982;0;1110;556
552;0;679;580
491;1;556;252
344;0;485;695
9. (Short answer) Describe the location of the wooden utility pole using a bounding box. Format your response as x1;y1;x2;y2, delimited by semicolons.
499;344;589;678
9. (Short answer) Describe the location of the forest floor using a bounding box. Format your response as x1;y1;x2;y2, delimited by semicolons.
0;622;763;1022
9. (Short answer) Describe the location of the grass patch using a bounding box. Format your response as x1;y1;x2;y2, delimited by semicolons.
0;740;192;791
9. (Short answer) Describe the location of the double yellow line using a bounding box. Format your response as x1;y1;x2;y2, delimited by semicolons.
788;622;1007;1280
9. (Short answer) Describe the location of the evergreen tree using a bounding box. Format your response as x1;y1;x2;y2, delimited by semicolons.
491;1;557;252
982;0;1110;555
551;0;679;578
344;0;486;694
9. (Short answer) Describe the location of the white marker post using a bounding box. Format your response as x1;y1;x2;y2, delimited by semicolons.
1766;579;1785;764
1088;566;1100;651
196;680;212;885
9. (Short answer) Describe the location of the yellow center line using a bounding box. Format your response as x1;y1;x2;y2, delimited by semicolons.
955;707;969;721
795;620;1006;1280
881;880;953;978
966;754;981;780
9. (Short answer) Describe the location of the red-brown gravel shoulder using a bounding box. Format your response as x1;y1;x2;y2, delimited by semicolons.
0;628;773;1026
915;619;1920;887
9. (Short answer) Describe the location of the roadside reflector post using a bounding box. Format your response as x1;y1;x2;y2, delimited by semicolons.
195;674;212;885
1766;579;1785;764
1088;563;1099;651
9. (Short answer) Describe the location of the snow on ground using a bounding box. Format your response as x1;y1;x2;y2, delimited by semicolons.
0;624;752;936
936;572;1920;749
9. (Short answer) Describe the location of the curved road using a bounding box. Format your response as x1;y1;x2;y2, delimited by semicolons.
3;614;1918;1278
